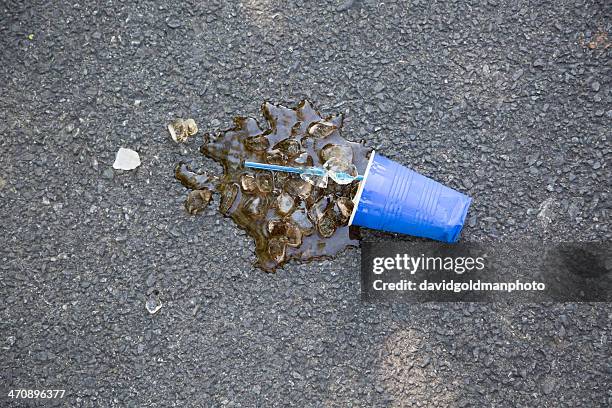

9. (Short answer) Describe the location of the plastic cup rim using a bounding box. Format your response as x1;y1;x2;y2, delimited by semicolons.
348;150;376;226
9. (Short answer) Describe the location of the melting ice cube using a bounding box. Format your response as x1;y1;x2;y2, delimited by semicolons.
324;157;358;185
300;171;328;188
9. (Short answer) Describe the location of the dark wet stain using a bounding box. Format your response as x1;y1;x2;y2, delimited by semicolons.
175;100;372;272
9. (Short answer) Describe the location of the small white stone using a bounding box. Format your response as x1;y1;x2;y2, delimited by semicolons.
146;296;162;314
113;148;141;170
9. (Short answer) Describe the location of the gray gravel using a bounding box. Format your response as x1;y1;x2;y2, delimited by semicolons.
1;0;610;407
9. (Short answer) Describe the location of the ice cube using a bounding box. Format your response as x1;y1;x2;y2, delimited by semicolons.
241;174;257;193
256;173;273;193
185;189;212;215
243;196;267;218
267;219;287;236
317;209;337;238
168;120;182;143
293;152;313;167
219;183;239;214
320;143;353;163
267;219;302;247
266;149;286;165
285;178;313;200
335;196;354;224
168;118;198;143
273;171;290;188
300;171;328;188
307;121;337;138
276;192;295;215
274;138;301;157
267;238;286;264
243;135;270;151
308;195;332;224
175;162;211;190
285;221;303;247
184;119;198;136
324;157;358;185
291;206;314;236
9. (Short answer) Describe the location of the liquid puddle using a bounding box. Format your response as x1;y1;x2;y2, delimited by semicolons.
175;100;372;272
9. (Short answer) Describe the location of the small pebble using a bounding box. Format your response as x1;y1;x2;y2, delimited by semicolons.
102;168;114;180
113;148;141;170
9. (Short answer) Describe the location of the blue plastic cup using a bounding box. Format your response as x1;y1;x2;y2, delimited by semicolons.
349;151;472;243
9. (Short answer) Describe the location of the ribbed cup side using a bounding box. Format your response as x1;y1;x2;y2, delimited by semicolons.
352;154;472;243
383;166;444;233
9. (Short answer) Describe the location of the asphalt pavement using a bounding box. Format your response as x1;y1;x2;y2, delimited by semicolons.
1;0;610;406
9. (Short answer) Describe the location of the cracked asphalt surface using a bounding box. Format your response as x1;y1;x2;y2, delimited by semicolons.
1;0;610;406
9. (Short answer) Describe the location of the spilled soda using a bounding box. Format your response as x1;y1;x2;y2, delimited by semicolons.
175;100;372;271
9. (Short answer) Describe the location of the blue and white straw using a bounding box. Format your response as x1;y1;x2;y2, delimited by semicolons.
244;161;364;183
